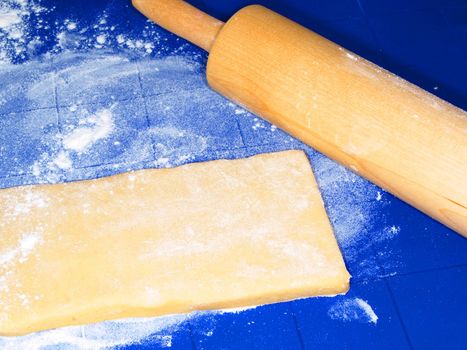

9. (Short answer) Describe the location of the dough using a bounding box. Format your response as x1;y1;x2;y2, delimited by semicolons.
0;150;350;336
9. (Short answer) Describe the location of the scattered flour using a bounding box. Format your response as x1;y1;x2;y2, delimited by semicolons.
218;306;258;314
62;109;114;152
0;0;48;63
328;297;378;324
28;107;115;181
0;51;209;184
0;309;252;349
355;298;378;324
385;225;401;236
308;152;402;278
52;150;73;170
0;313;194;350
251;117;266;130
0;0;198;64
0;232;42;267
116;34;125;44
0;9;21;29
66;22;76;31
16;233;41;262
95;34;106;45
10;189;49;216
310;154;377;248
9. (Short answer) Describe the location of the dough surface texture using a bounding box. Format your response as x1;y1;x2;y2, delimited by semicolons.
0;150;350;335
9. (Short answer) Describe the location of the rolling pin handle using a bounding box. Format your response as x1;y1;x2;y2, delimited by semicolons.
132;0;224;52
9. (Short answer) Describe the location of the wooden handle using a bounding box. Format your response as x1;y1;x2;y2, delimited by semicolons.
132;0;223;51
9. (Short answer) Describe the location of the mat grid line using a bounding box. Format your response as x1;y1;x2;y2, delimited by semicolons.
383;278;414;350
136;61;158;162
290;306;307;350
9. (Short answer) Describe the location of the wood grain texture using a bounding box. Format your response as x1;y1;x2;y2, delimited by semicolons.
132;0;224;51
206;5;467;236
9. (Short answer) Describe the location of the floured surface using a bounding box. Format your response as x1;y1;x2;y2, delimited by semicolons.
0;0;465;348
328;297;378;324
0;150;350;336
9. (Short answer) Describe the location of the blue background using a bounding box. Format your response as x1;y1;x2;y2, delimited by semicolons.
0;0;466;349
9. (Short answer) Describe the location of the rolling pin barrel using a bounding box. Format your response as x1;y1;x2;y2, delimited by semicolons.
133;0;467;236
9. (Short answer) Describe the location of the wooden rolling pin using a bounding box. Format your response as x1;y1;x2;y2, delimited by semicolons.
132;0;467;237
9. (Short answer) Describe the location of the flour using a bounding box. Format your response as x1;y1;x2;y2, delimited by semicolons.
66;22;76;31
0;310;250;349
0;50;211;185
0;0;185;64
52;151;73;170
10;189;49;216
28;107;115;182
385;225;401;236
0;0;48;63
310;154;376;248
218;306;258;314
0;313;194;350
62;109;114;152
328;297;378;324
30;152;65;184
0;191;48;281
0;10;21;29
355;298;378;324
0;232;42;267
16;232;42;263
150;126;208;168
50;9;172;57
308;152;402;278
116;34;125;44
95;34;106;45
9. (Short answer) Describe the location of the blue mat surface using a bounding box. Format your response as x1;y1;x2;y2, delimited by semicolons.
0;0;466;349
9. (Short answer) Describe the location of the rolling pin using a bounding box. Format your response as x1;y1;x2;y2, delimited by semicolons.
132;0;467;237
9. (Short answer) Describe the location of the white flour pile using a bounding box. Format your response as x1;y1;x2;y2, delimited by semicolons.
62;109;114;152
0;232;42;267
31;108;115;177
0;9;21;28
328;297;378;324
0;0;48;63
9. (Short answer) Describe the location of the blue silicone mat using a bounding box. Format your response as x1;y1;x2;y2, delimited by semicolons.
0;0;466;349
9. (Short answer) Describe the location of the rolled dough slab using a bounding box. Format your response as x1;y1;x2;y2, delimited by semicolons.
0;150;350;336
